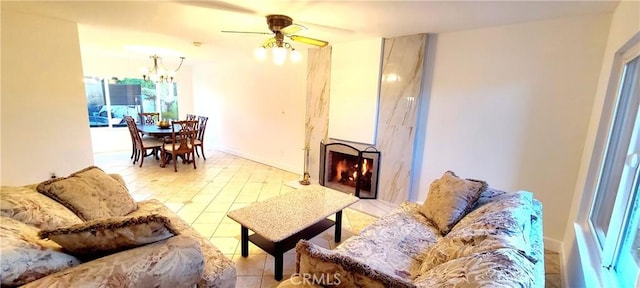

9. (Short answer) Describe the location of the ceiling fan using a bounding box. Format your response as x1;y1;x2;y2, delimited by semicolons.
222;14;329;48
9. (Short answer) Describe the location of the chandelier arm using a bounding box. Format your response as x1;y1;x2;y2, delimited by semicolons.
174;57;186;72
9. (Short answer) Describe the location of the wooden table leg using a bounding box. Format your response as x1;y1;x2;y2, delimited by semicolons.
335;210;343;243
273;251;284;281
241;226;249;257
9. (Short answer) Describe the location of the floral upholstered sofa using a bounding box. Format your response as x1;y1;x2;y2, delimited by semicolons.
289;171;544;287
0;166;236;287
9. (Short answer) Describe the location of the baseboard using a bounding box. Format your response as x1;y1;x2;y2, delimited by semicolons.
544;237;563;253
214;146;301;175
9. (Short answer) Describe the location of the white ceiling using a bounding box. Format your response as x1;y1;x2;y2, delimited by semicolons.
2;0;619;63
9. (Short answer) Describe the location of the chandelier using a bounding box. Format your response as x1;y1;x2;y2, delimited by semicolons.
141;55;185;83
253;33;301;65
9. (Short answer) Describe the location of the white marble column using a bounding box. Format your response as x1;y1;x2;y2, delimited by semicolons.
376;34;427;203
305;47;332;182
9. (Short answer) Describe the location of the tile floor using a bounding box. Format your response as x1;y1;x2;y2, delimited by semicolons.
94;149;563;287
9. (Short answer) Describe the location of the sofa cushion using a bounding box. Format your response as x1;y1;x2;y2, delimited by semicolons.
38;214;178;258
0;216;80;286
129;199;238;287
36;166;137;221
336;202;441;279
420;171;486;235
296;240;414;288
23;235;205;288
1;186;83;230
419;191;535;272
414;248;535;287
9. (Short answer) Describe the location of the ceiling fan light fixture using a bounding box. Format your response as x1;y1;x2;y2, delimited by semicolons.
255;41;302;65
254;47;267;61
272;46;288;65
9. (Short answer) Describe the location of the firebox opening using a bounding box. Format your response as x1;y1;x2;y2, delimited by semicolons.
320;142;379;199
328;152;374;197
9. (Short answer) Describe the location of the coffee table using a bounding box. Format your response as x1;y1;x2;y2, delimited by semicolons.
226;185;358;281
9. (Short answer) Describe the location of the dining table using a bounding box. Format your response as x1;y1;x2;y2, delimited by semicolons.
137;124;174;137
137;124;195;166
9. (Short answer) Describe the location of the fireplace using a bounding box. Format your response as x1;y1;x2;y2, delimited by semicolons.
319;142;380;199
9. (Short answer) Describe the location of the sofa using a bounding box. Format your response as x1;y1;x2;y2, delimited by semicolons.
0;166;236;287
288;171;544;287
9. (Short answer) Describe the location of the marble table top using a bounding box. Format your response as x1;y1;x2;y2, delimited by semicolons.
226;185;358;242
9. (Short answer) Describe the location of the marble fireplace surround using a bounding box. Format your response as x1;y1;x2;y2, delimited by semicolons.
305;34;429;204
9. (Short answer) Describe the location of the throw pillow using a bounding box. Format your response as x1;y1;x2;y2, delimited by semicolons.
36;166;137;221
0;216;80;286
420;171;487;235
419;191;535;273
0;185;83;230
414;248;535;287
38;214;179;258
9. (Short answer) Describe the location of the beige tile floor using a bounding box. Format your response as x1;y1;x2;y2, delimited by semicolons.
95;149;562;287
95;150;377;287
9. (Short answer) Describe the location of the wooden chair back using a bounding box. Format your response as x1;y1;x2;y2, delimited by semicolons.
139;112;160;125
168;120;198;154
125;116;143;148
186;114;197;121
196;116;209;141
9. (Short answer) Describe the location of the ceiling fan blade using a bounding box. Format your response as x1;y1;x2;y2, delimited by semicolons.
261;37;276;47
280;24;306;35
289;35;329;47
221;30;273;35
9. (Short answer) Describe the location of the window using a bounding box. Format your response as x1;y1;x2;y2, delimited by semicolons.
589;39;639;287
84;77;179;128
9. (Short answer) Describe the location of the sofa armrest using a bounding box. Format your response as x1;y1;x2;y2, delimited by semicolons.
295;240;415;288
23;235;204;288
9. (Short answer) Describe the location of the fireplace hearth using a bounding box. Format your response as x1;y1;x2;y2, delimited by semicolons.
319;142;380;199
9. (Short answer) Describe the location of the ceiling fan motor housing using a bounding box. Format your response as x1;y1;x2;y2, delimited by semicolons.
266;15;293;33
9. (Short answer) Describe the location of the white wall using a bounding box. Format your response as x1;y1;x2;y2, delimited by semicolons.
192;49;307;173
418;14;611;245
329;38;382;144
81;54;193;153
563;2;640;287
1;10;94;185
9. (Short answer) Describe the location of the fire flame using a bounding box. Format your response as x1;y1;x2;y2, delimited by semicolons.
334;160;348;181
362;159;368;174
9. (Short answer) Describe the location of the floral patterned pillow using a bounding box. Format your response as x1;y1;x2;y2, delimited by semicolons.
36;166;137;221
420;171;487;235
0;186;83;230
0;216;80;286
420;191;535;273
39;214;178;259
415;248;535;287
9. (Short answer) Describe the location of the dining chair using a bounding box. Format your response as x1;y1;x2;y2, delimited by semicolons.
185;114;197;121
194;115;209;160
125;116;163;167
160;120;198;172
139;112;160;125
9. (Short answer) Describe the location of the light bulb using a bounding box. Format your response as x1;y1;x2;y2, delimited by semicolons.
290;49;302;63
254;47;267;61
272;47;287;65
